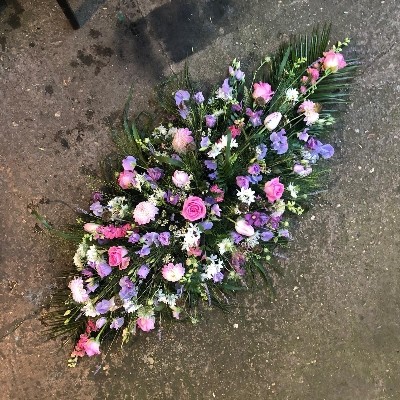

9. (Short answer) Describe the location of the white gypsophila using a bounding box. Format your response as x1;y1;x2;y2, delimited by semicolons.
300;149;319;164
287;183;299;199
82;302;100;317
201;254;224;281
217;238;234;255
156;290;178;307
152;125;168;139
86;245;103;263
123;300;142;314
207;143;222;159
246;231;260;248
237;187;256;205
180;223;202;251
147;188;166;206
168;127;178;139
107;196;129;219
285;88;299;102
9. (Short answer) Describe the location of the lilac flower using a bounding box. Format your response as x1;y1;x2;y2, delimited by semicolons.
211;204;221;217
175;90;190;106
96;317;107;329
171;154;182;162
208;172;218;180
205;115;217;128
90;201;103;217
164;190;180;205
261;231;274;242
159;232;170;246
128;232;141;244
91;192;103;202
293;164;312;177
138;264;150;279
317;142;334;159
256;143;268;160
278;229;290;238
119;276;137;300
86;282;99;293
95;299;114;314
136;245;151;257
213;271;224;283
248;174;263;184
194;92;204;104
270;129;288;154
200;221;213;230
297;128;309;142
143;232;159;246
269;216;281;230
147;167;164;181
236;176;250;189
245;212;268;227
306;137;318;151
246;108;263;127
231;102;243;113
235;69;245;80
95;261;112;278
217;78;233;100
122;156;137;171
248;163;261;175
231;231;244;244
178;106;189;119
110;317;124;330
204;160;217;170
200;137;210;148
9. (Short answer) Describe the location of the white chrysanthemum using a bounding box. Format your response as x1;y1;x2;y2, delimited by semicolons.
82;302;100;317
217;238;234;255
285;88;299;102
246;232;260;248
287;183;299;199
202;255;224;281
237;187;256;205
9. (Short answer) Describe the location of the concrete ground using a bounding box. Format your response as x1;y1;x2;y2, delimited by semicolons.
0;0;399;399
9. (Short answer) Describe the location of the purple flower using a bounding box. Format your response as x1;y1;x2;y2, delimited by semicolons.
205;196;216;205
159;232;170;246
204;160;217;170
236;176;250;189
245;212;268;227
248;174;263;184
269;216;281;230
96;317;107;329
213;271;224;283
270;129;288;154
91;192;103;202
122;156;137;171
293;164;312;177
175;90;190;106
178;106;189;119
86;282;99;293
306;136;318;150
137;264;150;279
297;128;309;142
194;91;204;104
90;201;104;217
200;221;213;230
95;299;114;314
128;232;141;244
246;108;263;127
95;261;112;278
256;143;268;160
136;245;151;257
143;232;159;246
119;276;137;300
164;190;180;205
200;137;210;148
248;163;261;175
261;231;274;242
218;78;232;100
317;142;334;159
147;167;164;181
110;317;124;330
211;204;221;217
235;69;245;80
205;115;217;128
208;172;218;180
231;102;243;113
231;231;244;244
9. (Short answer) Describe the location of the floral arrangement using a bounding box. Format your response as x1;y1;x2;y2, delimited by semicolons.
37;27;356;366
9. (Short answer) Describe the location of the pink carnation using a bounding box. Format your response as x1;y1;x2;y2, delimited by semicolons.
118;170;137;189
252;82;274;103
181;196;206;222
162;262;185;282
108;246;130;270
83;338;101;357
133;201;159;225
264;177;284;203
172;128;194;153
298;100;320;126
322;50;347;72
137;315;155;332
98;224;130;240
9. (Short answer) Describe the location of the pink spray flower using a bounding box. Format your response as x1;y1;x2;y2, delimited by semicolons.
137;315;155;332
181;196;206;221
133;201;159;225
264;177;285;203
83;338;101;357
322;50;347;72
162;262;185;282
108;246;130;270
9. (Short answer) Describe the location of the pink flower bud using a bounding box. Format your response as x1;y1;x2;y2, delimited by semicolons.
235;219;255;237
264;112;282;131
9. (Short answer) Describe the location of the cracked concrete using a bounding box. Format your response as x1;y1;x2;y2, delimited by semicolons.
0;0;399;399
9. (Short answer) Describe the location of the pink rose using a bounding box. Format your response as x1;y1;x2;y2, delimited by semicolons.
172;128;194;154
322;50;346;72
181;196;206;221
162;262;185;282
108;246;130;270
264;177;284;203
252;82;274;104
133;201;159;225
83;339;101;357
235;219;255;237
118;170;136;189
137;316;155;332
172;170;190;187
